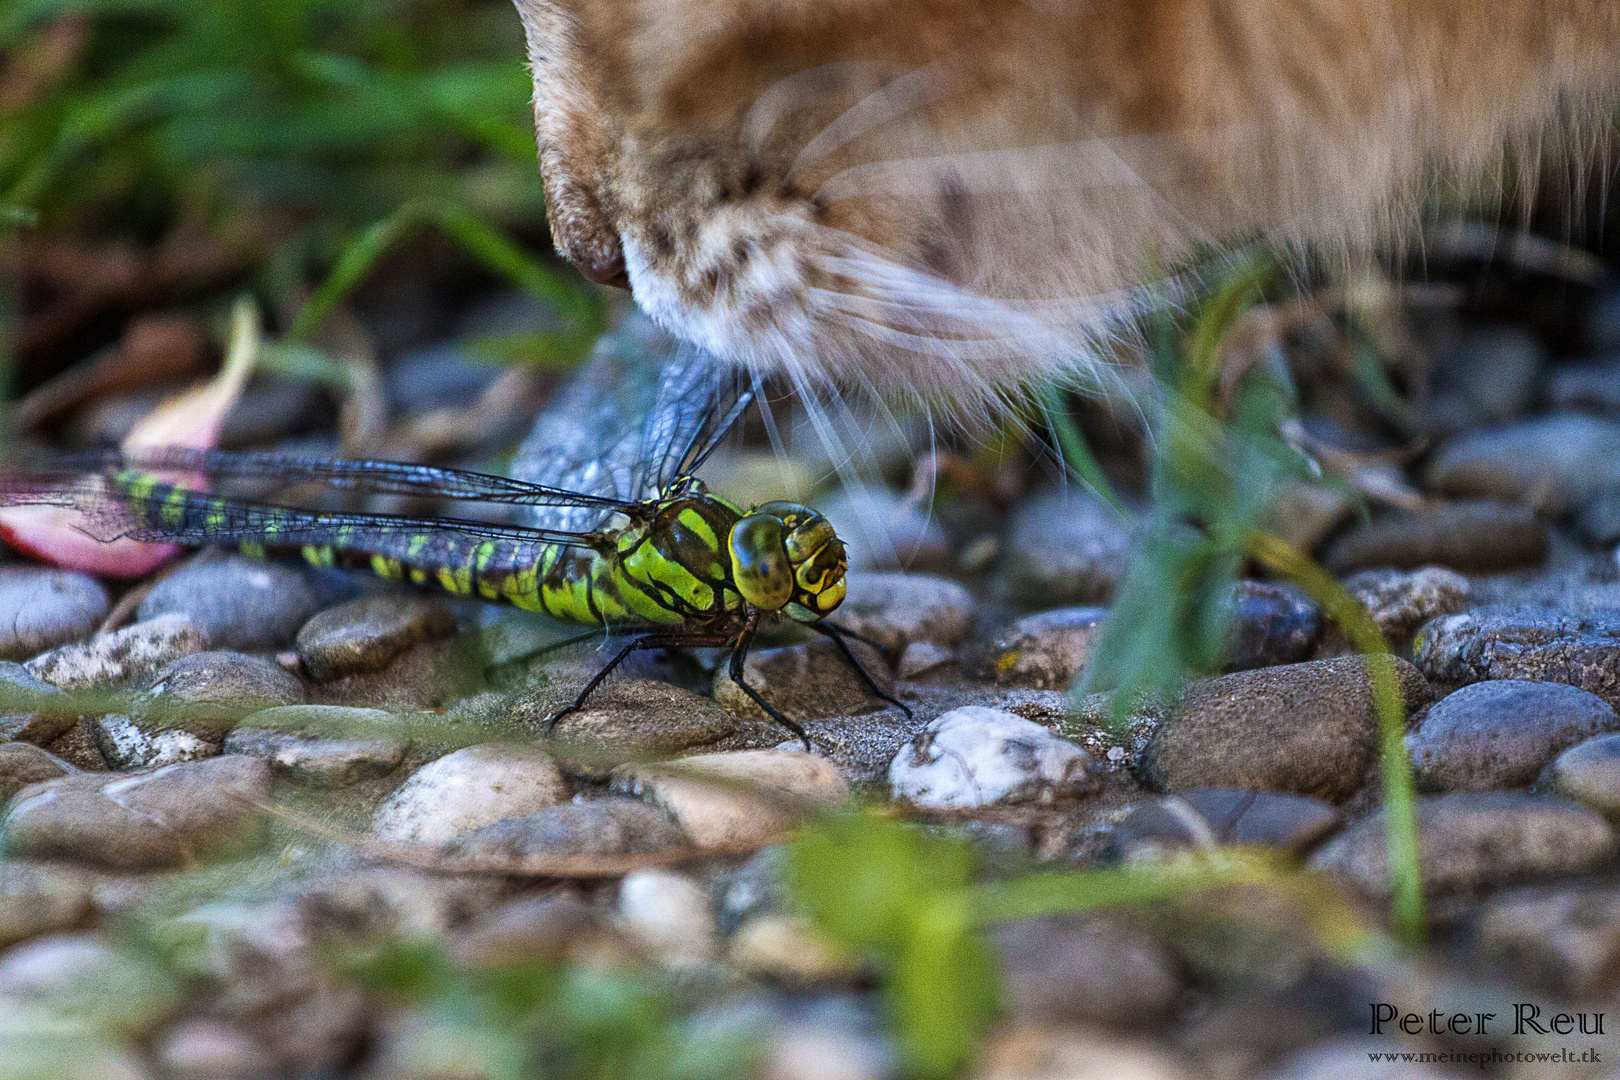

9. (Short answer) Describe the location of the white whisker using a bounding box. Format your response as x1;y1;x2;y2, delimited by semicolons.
742;60;889;157
790;56;964;177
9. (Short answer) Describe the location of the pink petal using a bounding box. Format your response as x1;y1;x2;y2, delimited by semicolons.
1;299;260;577
0;505;179;579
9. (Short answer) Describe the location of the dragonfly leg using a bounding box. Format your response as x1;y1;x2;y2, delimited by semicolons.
811;622;914;719
728;624;812;752
818;620;896;662
543;631;728;731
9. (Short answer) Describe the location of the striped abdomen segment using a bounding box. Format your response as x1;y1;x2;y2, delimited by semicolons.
97;471;619;620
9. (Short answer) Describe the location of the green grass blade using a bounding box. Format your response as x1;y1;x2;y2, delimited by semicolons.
1038;384;1133;520
288;201;425;341
1250;530;1424;949
288;199;602;345
429;201;604;334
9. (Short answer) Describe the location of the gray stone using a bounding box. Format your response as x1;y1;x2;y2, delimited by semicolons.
729;912;862;983
0;860;94;947
0;755;271;869
1267;479;1354;554
1406;680;1620;792
528;680;739;777
1590;283;1620;353
967;606;1107;689
0;742;73;802
25;614;207;692
715;638;895;724
139;555;326;650
0;931;181;1035
447;799;687;864
132;651;307;738
311;636;481;712
1414;606;1620;706
1309;792;1616;897
218;379;328;448
1541;733;1620;817
154;1018;277;1080
1339;567;1471;649
92;714;218;771
1546;361;1620;413
0;568;108;661
1575;485;1620;545
386;340;505;414
294;867;506;939
295;595;457;681
96;651;310;767
0;661;77;745
1140;657;1429;802
989;914;1182;1027
1109;790;1340;858
451;893;628;969
888;706;1099;809
1474;881;1620;998
1427;324;1544;428
1322;500;1548;575
1225;581;1321;671
897;641;957;679
999;492;1132;608
717;846;787;935
370;744;568;848
224;705;406;787
831;571;976;653
1423;413;1620;513
157;899;366;1074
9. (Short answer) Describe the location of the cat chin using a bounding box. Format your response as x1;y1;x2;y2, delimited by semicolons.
623;224;1144;421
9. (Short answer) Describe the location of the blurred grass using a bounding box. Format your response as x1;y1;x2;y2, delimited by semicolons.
3;0;542;232
2;0;606;371
1057;252;1424;950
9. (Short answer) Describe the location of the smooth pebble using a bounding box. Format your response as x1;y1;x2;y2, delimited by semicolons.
0;755;271;870
967;606;1107;689
295;595;457;681
139;556;326;650
370;744;568;848
26;614;206;692
0;568;109;662
1139;657;1429;802
612;749;848;848
888;706;1098;810
1406;679;1620;791
1310;792;1616;898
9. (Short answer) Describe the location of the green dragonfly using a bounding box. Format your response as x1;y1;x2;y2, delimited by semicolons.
1;335;909;747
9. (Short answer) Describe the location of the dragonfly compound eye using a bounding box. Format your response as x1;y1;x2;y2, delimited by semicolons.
728;513;794;610
789;534;846;623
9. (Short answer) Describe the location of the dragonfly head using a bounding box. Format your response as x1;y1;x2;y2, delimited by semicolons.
727;501;846;621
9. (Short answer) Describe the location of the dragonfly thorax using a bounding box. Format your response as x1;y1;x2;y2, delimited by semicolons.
727;501;847;623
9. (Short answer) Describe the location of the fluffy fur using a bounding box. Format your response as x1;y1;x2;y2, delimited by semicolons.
513;0;1620;411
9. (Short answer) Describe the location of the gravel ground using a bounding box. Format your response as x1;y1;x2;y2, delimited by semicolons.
6;279;1620;1079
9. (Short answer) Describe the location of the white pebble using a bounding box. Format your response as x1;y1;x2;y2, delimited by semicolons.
888;706;1098;810
616;869;717;967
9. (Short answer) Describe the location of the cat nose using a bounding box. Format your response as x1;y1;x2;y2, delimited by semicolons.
578;251;630;289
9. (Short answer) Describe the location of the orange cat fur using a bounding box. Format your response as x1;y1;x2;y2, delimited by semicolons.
513;0;1620;407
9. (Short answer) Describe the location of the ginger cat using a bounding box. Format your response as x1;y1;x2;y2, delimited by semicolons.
513;0;1620;408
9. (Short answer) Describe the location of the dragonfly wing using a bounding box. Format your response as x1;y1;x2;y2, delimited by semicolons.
636;344;750;496
510;314;749;532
